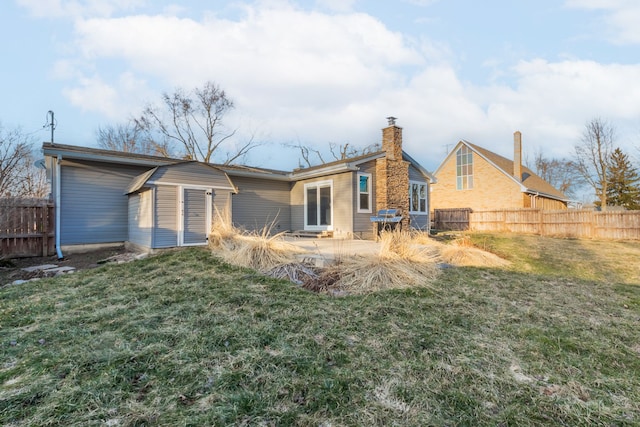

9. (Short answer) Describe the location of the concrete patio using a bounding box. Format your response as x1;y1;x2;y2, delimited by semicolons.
285;237;382;262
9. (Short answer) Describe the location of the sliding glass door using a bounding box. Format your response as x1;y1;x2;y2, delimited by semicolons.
304;181;332;230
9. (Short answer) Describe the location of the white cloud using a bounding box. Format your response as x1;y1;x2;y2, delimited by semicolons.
459;59;640;160
65;3;424;120
63;72;151;119
17;0;146;19
44;1;640;171
566;0;640;44
314;0;357;12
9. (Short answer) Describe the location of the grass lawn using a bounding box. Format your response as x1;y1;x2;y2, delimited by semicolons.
1;234;639;426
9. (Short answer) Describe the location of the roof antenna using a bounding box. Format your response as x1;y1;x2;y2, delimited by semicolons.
44;110;56;144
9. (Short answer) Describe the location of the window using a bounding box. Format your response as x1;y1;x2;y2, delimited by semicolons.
357;173;372;213
456;145;473;190
409;181;427;213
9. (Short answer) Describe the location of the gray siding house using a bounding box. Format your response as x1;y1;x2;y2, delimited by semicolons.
42;119;436;254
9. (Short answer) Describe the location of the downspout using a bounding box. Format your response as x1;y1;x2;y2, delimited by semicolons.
55;155;64;259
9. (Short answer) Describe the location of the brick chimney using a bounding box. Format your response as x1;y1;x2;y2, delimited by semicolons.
513;131;522;182
382;116;403;160
376;117;410;230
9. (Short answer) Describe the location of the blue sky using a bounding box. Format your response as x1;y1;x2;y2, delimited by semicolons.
1;0;639;173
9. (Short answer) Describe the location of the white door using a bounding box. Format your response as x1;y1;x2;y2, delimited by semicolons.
180;187;212;246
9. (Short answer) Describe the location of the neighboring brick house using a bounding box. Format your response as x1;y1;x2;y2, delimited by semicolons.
431;131;569;211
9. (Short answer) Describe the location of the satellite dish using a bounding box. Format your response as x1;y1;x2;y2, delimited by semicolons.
34;159;46;169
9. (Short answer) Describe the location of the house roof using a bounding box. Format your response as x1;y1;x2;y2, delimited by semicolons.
435;140;568;202
125;167;159;194
125;161;238;195
43;142;177;167
289;150;437;183
42;142;436;183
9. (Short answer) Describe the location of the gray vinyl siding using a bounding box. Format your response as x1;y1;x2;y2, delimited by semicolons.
290;172;352;236
213;190;231;222
151;162;233;189
154;185;178;248
127;191;153;248
353;161;377;236
230;177;291;233
408;165;429;231
59;159;151;245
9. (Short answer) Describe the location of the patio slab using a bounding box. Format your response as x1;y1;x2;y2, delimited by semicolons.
285;237;380;261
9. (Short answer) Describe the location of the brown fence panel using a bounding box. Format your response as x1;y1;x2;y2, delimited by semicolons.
0;199;55;258
594;211;640;240
433;208;472;230
542;209;594;238
503;209;541;234
469;208;640;241
469;210;500;232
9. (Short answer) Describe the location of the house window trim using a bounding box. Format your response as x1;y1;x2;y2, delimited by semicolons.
303;180;334;231
409;180;428;215
357;172;372;213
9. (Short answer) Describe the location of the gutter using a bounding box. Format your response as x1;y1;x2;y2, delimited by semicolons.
55;155;63;259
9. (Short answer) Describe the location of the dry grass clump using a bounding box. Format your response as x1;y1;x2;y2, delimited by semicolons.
304;231;441;295
265;263;317;285
302;269;341;293
209;213;305;271
208;210;240;249
380;230;441;262
329;255;440;295
409;230;442;246
440;236;511;268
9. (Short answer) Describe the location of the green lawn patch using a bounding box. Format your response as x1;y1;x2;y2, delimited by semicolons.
2;237;639;426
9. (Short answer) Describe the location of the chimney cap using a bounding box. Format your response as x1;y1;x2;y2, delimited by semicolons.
386;116;397;126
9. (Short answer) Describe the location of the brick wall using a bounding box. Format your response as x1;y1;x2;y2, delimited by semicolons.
431;147;524;211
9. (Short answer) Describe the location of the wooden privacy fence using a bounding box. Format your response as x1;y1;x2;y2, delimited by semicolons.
469;209;640;240
1;199;55;258
433;208;472;231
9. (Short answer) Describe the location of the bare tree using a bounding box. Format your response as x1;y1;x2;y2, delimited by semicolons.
96;121;169;156
533;149;583;198
574;118;615;210
286;140;382;168
135;81;256;164
0;124;48;198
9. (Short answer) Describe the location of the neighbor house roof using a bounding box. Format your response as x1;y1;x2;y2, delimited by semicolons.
434;140;568;202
